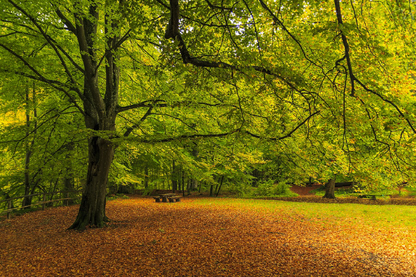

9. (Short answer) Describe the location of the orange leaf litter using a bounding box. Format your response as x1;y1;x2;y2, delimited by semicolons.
1;197;415;276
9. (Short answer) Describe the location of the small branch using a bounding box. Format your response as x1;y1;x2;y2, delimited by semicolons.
123;107;153;137
138;130;238;143
151;112;198;130
96;29;131;71
205;0;233;10
245;111;320;140
116;100;167;113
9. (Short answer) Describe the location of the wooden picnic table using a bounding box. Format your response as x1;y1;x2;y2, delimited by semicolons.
153;193;182;203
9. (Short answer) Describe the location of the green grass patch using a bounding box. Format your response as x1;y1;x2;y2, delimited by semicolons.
310;186;399;199
194;198;416;230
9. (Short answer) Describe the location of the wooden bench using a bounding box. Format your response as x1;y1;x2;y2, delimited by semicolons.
153;196;162;202
357;195;377;200
167;196;181;203
153;194;181;203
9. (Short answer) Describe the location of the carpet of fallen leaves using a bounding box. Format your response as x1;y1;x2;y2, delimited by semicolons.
1;197;416;276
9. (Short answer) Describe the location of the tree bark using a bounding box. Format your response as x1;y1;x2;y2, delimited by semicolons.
215;175;224;197
22;82;37;208
323;178;336;199
68;3;120;230
171;160;178;192
68;136;114;230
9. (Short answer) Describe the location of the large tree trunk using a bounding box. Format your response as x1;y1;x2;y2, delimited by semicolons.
68;136;114;230
323;178;336;199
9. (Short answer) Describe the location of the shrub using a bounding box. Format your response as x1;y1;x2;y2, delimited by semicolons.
256;180;297;197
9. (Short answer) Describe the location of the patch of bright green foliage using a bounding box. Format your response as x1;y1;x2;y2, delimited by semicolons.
405;186;416;197
238;180;298;198
310;185;402;199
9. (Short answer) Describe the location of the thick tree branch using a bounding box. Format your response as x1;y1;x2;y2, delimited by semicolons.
73;3;106;119
165;0;180;39
55;7;76;34
334;0;356;96
96;30;131;72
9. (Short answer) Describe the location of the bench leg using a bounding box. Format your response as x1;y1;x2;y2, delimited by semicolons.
162;197;168;202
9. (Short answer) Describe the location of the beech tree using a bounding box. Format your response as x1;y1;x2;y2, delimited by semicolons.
1;0;416;230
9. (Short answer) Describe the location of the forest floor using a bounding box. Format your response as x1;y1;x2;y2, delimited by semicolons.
1;197;415;276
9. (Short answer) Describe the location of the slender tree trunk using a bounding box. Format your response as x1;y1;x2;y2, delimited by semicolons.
22;83;37;208
144;165;149;189
188;143;199;190
216;175;224;197
323;178;336;199
182;170;185;197
171;160;178;192
307;177;312;187
64;142;75;205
